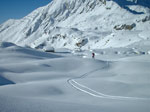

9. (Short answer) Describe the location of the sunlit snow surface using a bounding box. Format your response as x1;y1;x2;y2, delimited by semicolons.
0;0;150;50
0;1;150;111
0;42;150;112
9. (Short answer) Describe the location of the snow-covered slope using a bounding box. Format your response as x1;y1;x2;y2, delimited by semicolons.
0;42;150;112
0;0;150;50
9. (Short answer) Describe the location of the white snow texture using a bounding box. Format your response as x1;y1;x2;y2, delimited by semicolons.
0;0;150;112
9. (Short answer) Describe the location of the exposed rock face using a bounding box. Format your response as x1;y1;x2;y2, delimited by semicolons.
114;23;136;30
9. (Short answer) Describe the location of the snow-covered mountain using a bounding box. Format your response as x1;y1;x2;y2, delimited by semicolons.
1;1;150;111
0;0;150;50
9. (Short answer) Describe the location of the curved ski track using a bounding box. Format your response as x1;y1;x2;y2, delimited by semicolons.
67;61;149;100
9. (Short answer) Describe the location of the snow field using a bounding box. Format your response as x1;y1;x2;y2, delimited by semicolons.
0;42;150;112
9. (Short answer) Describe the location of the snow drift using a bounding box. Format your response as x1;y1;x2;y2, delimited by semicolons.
0;42;150;112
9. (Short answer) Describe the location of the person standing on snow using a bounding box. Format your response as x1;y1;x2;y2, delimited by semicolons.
92;52;95;58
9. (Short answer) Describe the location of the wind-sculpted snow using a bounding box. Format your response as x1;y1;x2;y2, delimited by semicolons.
0;42;150;112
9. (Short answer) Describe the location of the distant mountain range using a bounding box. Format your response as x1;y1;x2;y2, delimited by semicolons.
0;0;150;50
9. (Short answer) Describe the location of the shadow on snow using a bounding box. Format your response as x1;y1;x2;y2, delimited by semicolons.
0;75;15;86
108;0;150;14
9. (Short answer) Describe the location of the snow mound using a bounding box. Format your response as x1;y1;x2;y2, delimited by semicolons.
0;45;150;112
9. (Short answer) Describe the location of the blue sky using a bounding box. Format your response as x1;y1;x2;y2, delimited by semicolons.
0;0;52;24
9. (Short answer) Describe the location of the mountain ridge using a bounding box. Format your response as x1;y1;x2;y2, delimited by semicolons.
0;0;150;50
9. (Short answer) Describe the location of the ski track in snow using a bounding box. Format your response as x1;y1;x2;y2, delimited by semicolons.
67;61;149;101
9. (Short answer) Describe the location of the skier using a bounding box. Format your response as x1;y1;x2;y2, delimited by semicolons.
92;52;95;58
